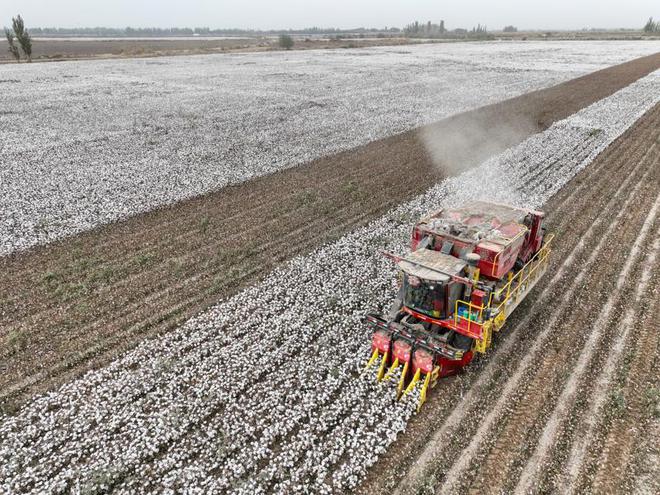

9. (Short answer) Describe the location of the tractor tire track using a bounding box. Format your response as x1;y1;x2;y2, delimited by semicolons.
626;305;660;495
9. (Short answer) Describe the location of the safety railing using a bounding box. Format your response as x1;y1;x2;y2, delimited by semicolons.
488;234;554;317
454;299;484;336
454;234;553;335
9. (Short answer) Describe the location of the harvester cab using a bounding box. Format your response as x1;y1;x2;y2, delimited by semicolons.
364;201;553;411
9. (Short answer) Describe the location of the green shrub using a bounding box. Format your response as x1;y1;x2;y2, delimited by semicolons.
278;34;294;50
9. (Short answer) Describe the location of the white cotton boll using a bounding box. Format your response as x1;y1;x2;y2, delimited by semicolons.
0;65;658;494
1;43;659;257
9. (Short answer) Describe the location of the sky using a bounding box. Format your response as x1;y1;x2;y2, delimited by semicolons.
1;0;658;31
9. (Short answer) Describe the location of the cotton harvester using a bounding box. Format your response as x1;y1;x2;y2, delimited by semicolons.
364;201;553;411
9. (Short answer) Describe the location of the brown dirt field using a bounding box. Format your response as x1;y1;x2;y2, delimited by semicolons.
0;37;260;62
358;103;660;495
0;53;659;413
0;36;418;63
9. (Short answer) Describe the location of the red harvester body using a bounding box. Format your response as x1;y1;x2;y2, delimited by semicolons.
364;201;553;410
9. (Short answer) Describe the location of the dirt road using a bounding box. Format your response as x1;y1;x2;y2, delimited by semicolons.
1;53;659;412
359;103;660;495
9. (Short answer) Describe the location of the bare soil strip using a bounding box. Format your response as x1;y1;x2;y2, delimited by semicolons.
359;103;660;494
1;53;659;410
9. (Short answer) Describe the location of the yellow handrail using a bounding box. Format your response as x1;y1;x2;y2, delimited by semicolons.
455;235;553;333
454;298;484;334
489;234;554;315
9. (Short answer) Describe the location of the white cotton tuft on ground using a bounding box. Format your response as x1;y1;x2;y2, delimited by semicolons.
2;41;660;255
1;70;657;494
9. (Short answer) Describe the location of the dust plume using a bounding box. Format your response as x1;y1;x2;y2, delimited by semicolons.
417;105;542;177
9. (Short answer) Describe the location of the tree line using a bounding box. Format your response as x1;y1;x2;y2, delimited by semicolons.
4;13;659;64
403;20;493;39
16;26;404;37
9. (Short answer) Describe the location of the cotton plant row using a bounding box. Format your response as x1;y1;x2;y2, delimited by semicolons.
3;41;660;255
2;71;657;494
0;88;656;495
0;75;656;494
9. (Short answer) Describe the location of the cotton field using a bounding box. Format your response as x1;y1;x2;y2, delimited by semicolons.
2;41;660;255
1;68;657;494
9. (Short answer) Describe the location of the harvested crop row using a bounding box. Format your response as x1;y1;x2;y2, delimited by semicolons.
370;97;660;495
2;41;660;254
464;176;659;495
1;71;657;494
361;117;659;493
553;211;660;494
562;236;660;495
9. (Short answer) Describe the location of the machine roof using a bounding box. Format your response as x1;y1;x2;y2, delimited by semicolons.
420;201;536;249
397;248;467;282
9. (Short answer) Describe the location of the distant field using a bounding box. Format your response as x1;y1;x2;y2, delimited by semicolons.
2;40;659;255
0;36;263;61
1;33;659;495
1;31;657;63
0;35;417;62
